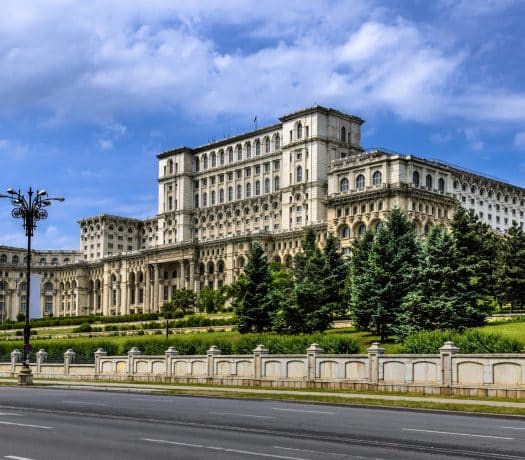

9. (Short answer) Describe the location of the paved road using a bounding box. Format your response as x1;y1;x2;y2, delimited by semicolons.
0;387;523;459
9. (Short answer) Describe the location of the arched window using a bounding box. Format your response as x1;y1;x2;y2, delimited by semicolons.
296;165;303;182
264;178;271;193
219;188;224;203
202;193;207;207
255;141;261;155
236;185;242;200
357;223;366;237
340;225;350;238
227;147;233;163
265;137;271;153
236;144;242;161
275;134;280;150
297;122;302;139
438;178;445;192
356;174;365;189
228;187;233;201
211;190;216;205
274;176;280;191
340;126;346;142
255;181;261;196
194;157;200;172
413;171;420;186
426;174;433;190
12;255;19;264
340;178;349;192
51;257;58;265
372;171;382;186
246;182;251;198
194;194;199;208
203;154;208;170
375;221;383;232
211;152;216;167
246;143;251;159
219;150;224;165
0;254;6;264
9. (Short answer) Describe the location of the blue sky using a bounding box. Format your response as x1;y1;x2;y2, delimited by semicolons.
0;0;524;250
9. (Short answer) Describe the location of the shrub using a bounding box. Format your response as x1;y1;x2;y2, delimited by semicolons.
402;329;523;354
73;322;92;333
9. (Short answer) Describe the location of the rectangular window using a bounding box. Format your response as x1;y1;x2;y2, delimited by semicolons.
273;160;280;170
264;162;270;173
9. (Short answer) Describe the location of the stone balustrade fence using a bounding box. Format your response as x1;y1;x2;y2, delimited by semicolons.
1;341;525;398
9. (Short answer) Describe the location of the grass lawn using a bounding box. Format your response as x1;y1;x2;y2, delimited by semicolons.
474;319;525;345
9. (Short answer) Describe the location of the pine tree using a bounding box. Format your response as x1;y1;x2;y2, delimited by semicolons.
323;233;349;317
496;222;525;313
355;209;420;341
451;206;498;299
396;225;487;338
348;229;374;330
231;242;274;333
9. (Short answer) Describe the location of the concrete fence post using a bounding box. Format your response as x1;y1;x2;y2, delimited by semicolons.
64;349;76;375
307;343;324;381
165;346;179;377
11;349;22;374
439;341;459;387
127;347;141;376
367;342;385;384
253;344;269;379
94;348;107;375
36;349;48;374
207;345;221;379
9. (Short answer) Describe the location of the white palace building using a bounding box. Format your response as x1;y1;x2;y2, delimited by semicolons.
1;106;525;319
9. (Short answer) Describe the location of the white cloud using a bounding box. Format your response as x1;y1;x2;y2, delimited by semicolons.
514;132;525;150
463;128;484;151
99;139;113;150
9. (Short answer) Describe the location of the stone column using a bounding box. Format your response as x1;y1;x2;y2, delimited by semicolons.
439;341;459;387
165;346;179;377
64;349;76;375
367;342;385;384
253;344;268;379
36;349;47;374
144;266;151;312
94;347;107;375
207;345;221;379
307;343;324;381
120;271;128;315
127;346;141;377
11;349;21;374
153;265;160;313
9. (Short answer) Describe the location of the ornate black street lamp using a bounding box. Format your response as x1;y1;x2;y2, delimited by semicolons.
0;187;64;384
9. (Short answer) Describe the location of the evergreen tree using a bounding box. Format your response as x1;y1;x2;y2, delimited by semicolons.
348;229;375;330
496;222;525;312
231;242;274;333
323;233;349;317
451;206;498;299
355;209;420;341
396;225;487;338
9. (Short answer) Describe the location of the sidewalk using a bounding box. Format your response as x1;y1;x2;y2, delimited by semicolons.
3;377;525;410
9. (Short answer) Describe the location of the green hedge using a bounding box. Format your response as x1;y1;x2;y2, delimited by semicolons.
402;329;523;354
0;332;359;361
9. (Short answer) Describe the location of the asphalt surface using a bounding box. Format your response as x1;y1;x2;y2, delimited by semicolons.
0;387;523;459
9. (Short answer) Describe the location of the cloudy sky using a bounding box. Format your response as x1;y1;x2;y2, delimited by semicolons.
0;0;524;249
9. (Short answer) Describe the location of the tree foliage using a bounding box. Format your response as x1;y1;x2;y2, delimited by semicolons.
162;288;196;313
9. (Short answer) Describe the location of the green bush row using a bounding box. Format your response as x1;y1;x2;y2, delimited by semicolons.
0;332;360;361
401;329;523;353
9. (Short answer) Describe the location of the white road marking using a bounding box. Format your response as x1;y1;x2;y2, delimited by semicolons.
272;407;335;415
5;456;38;460
62;400;106;406
272;445;370;459
142;438;308;459
501;426;525;430
0;413;22;416
403;428;514;440
0;421;52;429
209;411;276;419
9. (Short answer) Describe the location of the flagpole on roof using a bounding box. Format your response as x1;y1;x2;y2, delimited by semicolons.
253;115;257;130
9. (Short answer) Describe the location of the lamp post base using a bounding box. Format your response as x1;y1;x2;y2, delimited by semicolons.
17;364;33;385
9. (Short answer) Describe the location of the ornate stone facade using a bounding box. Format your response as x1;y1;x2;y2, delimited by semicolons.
1;106;524;319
